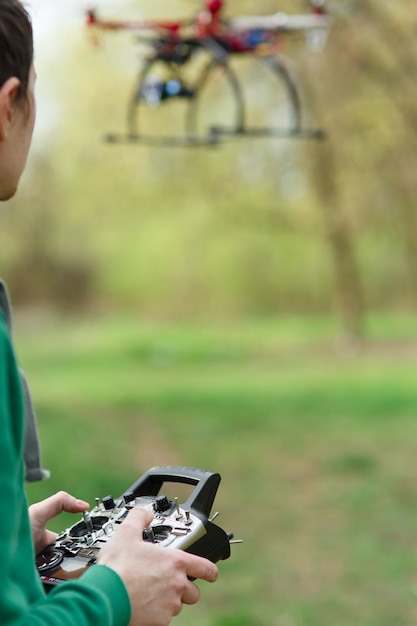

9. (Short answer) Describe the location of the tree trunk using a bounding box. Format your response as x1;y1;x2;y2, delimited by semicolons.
311;139;365;341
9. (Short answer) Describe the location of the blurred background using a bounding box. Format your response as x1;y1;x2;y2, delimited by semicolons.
3;1;417;624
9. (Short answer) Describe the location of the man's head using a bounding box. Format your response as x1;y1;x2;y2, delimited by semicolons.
0;0;35;200
0;0;33;100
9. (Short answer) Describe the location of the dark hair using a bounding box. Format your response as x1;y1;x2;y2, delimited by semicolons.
0;0;33;101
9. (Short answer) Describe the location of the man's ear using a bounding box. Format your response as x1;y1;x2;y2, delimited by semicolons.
0;77;21;141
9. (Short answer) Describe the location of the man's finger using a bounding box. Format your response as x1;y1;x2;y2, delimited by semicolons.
120;507;155;537
182;553;218;583
31;491;90;524
181;581;201;606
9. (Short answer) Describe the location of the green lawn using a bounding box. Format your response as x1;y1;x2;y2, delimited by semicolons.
18;312;417;626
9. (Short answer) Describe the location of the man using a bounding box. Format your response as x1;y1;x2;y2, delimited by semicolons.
0;1;218;624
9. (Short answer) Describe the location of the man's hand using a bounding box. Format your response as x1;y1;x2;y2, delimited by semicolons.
98;507;218;626
29;491;90;555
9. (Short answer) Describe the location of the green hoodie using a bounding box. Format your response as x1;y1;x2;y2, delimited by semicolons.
0;310;131;626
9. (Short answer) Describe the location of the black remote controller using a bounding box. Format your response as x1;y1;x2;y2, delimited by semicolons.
36;466;234;589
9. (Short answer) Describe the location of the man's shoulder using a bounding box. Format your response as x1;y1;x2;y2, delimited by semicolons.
0;309;9;340
0;307;14;366
0;279;12;345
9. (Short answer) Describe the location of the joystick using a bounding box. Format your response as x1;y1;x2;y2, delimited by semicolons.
36;466;238;589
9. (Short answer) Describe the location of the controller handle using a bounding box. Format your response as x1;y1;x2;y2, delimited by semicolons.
123;466;221;518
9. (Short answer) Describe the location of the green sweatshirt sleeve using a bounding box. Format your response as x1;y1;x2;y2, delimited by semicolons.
29;566;131;626
0;312;131;626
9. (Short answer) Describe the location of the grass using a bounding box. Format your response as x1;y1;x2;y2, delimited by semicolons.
17;311;417;626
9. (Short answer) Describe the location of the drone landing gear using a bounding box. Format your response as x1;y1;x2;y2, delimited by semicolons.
104;132;221;148
108;50;325;147
208;126;326;140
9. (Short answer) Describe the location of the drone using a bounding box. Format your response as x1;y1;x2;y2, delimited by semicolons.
86;1;331;146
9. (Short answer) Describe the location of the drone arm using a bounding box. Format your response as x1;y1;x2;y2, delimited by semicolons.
86;8;185;34
229;12;331;33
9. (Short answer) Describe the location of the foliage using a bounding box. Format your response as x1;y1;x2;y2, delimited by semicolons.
0;1;416;330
